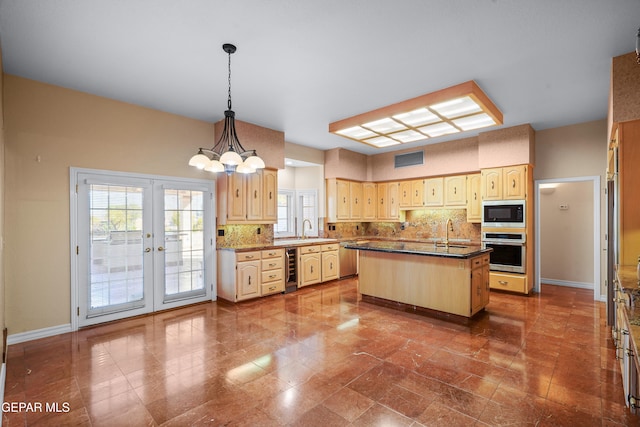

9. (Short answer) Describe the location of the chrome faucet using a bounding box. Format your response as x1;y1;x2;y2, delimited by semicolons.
301;219;312;239
443;218;453;246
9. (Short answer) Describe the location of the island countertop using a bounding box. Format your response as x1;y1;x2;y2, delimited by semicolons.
343;240;492;259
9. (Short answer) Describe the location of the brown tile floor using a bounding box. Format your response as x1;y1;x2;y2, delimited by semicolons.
3;279;639;426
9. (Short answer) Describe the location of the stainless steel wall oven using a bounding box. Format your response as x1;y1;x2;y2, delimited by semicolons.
482;231;526;274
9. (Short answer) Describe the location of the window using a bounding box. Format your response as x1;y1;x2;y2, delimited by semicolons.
275;190;295;237
274;189;319;238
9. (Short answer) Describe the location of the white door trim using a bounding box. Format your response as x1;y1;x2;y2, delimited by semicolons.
70;167;216;331
534;175;601;301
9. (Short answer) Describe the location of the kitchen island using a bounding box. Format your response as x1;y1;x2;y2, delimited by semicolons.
343;241;493;318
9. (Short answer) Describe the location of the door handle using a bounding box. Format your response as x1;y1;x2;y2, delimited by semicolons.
145;248;151;253
157;246;165;252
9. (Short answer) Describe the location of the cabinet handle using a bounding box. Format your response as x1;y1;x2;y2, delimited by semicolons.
269;191;272;200
355;198;358;204
380;198;384;205
269;263;276;267
311;266;314;273
343;196;346;203
454;187;457;195
245;255;254;259
236;189;240;197
391;198;394;203
403;190;407;197
474;191;477;201
268;252;275;256
330;262;333;270
477;287;481;296
432;188;435;196
269;286;276;291
368;198;371;205
491;181;495;190
269;274;276;279
248;276;251;285
498;280;508;285
254;190;258;199
415;190;418;197
512;179;516;188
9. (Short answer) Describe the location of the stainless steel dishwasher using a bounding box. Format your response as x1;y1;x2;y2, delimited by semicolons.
339;241;358;278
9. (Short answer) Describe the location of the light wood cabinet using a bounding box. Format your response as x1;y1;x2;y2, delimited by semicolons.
466;174;481;223
444;175;466;207
481;165;528;201
217;248;284;301
399;181;413;208
217;169;278;224
298;243;340;287
400;179;426;209
616;121;640;265
299;251;321;287
327;178;363;222
424;178;444;206
262;169;278;222
489;271;527;293
321;248;339;282
350;181;363;220
377;182;400;220
471;254;491;315
363;182;377;220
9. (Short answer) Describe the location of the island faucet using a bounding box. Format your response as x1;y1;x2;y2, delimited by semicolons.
443;218;453;246
301;218;312;239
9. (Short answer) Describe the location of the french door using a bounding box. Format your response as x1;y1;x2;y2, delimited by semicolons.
72;169;214;328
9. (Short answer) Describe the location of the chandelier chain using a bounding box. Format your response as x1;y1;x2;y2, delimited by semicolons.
227;49;232;110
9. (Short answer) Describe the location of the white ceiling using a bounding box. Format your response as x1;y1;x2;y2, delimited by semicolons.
1;1;639;156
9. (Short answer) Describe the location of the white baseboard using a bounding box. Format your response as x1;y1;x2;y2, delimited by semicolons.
541;278;594;290
7;323;72;345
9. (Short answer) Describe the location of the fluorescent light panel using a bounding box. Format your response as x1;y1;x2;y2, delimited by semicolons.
329;81;502;148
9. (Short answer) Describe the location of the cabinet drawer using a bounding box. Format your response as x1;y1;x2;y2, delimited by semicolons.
299;245;321;254
261;281;284;296
236;251;261;262
482;255;490;265
490;273;526;293
321;244;339;252
471;257;483;268
261;269;283;283
262;257;283;271
261;249;283;259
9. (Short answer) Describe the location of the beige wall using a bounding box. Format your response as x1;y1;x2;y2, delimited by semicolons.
534;119;607;295
540;181;594;285
4;75;218;334
0;43;6;350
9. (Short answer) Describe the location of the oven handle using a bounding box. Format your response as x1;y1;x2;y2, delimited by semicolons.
482;239;526;245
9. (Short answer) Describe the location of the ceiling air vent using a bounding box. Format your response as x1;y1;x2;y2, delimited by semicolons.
394;151;424;169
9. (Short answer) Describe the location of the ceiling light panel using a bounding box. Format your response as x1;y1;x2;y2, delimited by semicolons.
329;81;502;148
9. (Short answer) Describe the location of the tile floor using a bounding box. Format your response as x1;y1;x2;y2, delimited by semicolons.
3;279;639;426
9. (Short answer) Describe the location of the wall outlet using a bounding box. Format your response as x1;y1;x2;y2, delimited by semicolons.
257;227;261;234
217;229;224;237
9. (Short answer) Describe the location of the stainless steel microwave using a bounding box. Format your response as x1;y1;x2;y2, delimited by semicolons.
482;200;525;228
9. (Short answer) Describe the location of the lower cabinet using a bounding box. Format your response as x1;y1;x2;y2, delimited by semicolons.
217;248;285;302
298;243;340;288
471;254;490;315
489;271;527;294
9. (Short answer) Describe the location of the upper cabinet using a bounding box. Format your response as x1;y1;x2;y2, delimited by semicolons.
424;178;444;207
362;182;377;221
217;169;278;224
377;182;400;221
327;178;367;222
481;165;528;201
466;174;482;223
444;175;466;207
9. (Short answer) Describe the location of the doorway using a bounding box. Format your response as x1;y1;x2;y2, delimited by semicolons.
535;176;601;300
70;168;215;329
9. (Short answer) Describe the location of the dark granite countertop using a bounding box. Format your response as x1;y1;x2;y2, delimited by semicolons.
343;240;492;259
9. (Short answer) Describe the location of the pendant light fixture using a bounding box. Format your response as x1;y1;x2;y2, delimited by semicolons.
188;43;265;174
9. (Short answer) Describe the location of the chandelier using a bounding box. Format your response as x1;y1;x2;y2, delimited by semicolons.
188;43;265;174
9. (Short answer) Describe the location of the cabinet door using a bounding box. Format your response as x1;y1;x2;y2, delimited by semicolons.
466;174;481;223
503;165;527;200
471;266;484;315
262;169;277;222
322;251;339;282
336;180;350;220
388;182;400;219
444;175;466;206
237;260;260;301
424;178;444;206
227;173;247;221
377;182;388;220
399;181;412;207
299;253;321;287
481;168;502;201
350;181;363;220
482;264;490;307
363;182;377;220
411;180;425;207
246;172;263;221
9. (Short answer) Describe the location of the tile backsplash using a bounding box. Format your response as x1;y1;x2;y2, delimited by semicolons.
216;224;274;247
